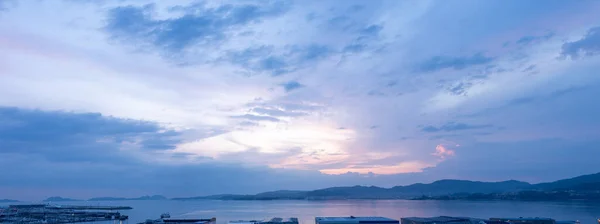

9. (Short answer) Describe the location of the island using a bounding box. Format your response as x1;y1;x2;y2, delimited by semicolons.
88;195;167;201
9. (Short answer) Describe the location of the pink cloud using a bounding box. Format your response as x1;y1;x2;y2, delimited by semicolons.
432;144;456;160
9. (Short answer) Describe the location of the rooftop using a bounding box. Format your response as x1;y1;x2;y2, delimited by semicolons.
401;216;474;223
316;216;399;224
490;218;555;221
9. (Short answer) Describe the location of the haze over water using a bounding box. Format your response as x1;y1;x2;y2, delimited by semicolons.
3;200;598;224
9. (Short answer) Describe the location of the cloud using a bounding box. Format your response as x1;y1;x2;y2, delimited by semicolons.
0;106;183;162
105;1;292;53
252;107;308;117
3;0;600;201
447;82;473;96
223;44;332;76
561;27;600;59
421;122;493;133
280;81;304;92
231;114;280;122
515;33;554;45
432;144;456;160
417;53;494;72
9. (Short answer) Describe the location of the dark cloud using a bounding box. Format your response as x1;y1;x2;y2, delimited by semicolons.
280;81;304;92
259;56;290;76
169;152;197;159
421;122;493;133
560;27;600;59
360;24;383;37
0;106;182;163
447;82;473;96
367;90;385;96
417;53;494;72
522;64;536;72
105;1;291;53
223;44;331;76
231;114;280;122
516;33;553;45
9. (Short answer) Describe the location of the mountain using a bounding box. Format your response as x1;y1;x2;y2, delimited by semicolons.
173;180;532;200
88;195;167;201
43;196;79;202
173;172;600;201
392;179;531;196
561;182;600;191
0;199;19;203
532;172;600;190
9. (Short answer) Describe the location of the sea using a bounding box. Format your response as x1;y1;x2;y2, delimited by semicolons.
2;200;599;224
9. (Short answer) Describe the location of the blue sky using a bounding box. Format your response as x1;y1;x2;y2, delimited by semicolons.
1;0;600;201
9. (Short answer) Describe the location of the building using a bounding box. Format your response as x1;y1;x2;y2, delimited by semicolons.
400;216;481;224
229;217;299;224
489;217;556;224
316;216;399;224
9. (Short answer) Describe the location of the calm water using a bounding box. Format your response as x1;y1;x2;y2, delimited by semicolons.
2;200;600;224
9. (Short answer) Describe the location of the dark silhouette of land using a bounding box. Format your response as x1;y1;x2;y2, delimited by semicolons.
36;172;600;202
172;172;600;201
88;195;167;201
43;196;80;202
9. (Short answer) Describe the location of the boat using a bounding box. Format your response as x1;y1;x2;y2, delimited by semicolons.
139;213;216;224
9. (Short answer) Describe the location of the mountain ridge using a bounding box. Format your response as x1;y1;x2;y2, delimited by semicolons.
173;172;600;201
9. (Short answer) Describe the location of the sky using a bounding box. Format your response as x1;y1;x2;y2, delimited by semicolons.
1;0;600;201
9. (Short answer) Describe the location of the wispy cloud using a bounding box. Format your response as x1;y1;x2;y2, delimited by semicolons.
417;53;494;72
421;122;493;133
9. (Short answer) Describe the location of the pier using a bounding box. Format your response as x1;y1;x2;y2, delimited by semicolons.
0;204;130;223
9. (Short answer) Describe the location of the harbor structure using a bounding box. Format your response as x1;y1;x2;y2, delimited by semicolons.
229;217;299;224
0;204;130;223
490;217;556;224
489;217;580;224
401;216;484;224
316;216;400;224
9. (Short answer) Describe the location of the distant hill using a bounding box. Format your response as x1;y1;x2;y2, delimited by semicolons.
173;172;600;201
43;196;79;202
0;199;19;203
392;179;531;196
532;172;600;190
88;195;166;201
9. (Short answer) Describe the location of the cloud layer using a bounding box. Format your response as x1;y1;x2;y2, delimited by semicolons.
1;0;600;200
